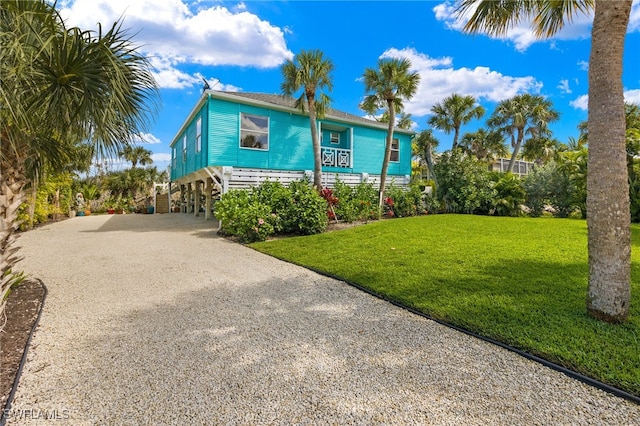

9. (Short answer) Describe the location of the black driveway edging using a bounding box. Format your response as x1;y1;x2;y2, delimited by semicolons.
1;279;48;426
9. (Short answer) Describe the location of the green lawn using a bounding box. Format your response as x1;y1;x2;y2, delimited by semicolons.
251;214;640;397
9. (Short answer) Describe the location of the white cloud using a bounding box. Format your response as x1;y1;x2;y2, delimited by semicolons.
570;94;589;110
577;60;589;72
626;89;640;105
133;133;162;145
570;89;640;111
630;1;640;32
379;48;542;117
59;0;293;88
433;1;594;52
151;153;172;163
557;79;572;94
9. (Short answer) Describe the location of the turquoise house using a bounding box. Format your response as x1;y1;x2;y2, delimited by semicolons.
170;90;414;216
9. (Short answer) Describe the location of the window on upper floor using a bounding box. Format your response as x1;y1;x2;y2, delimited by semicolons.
196;117;202;153
330;132;340;144
240;113;269;150
172;147;176;168
182;135;187;162
390;138;399;162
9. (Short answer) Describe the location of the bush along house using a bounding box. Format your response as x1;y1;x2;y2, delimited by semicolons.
169;90;414;218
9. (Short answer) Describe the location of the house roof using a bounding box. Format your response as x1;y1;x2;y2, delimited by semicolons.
208;90;415;134
171;89;414;147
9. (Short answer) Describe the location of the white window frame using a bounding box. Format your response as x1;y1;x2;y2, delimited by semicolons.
240;112;269;151
172;147;176;168
196;117;202;153
390;138;400;163
330;131;340;145
182;135;187;162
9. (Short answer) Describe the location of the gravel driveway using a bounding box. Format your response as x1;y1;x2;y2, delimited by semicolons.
8;214;640;424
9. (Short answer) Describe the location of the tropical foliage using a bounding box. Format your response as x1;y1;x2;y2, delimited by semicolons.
281;49;334;189
455;0;633;322
487;94;560;173
459;128;508;161
216;179;329;242
361;57;420;206
432;149;495;215
428;93;485;150
0;0;158;329
412;129;440;187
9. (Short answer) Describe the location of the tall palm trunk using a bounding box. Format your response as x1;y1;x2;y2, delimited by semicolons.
307;93;323;189
507;128;524;172
586;0;632;323
424;150;438;189
0;150;27;326
379;99;396;207
452;127;460;151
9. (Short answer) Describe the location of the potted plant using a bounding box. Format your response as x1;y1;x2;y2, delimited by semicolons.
104;197;116;214
115;197;127;214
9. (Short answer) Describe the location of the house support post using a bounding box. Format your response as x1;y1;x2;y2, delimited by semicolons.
194;180;202;217
180;185;186;213
205;178;213;220
186;183;193;213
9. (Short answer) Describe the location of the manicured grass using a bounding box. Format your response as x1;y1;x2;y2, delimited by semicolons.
251;215;640;397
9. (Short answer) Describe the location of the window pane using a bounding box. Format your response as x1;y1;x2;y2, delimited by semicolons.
240;113;268;150
330;132;340;144
241;131;268;150
390;138;399;162
241;114;268;132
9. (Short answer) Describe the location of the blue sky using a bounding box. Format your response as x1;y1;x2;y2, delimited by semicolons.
59;0;640;171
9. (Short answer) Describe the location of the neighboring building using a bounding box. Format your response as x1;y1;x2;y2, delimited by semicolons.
490;158;535;176
169;90;414;217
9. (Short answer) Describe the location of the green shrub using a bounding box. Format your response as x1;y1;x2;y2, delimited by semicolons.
422;193;442;214
491;172;525;217
522;165;552;217
216;179;328;241
215;190;275;243
385;185;424;218
251;180;291;233
433;150;496;214
283;180;328;235
330;179;379;222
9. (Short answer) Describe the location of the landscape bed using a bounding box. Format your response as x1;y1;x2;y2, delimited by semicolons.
250;214;640;397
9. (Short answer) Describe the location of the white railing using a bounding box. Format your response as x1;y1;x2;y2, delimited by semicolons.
321;147;351;168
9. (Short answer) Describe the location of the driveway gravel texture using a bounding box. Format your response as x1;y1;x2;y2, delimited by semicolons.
6;214;640;425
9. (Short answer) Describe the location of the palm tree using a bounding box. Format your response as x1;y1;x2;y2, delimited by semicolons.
428;94;485;151
379;110;414;130
487;94;559;173
280;49;334;189
361;57;420;206
413;129;440;187
0;0;158;329
459;128;508;162
120;145;153;168
521;133;560;166
455;0;633;323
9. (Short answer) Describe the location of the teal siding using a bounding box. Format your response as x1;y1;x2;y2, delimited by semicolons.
171;93;413;180
352;129;411;177
269;111;314;170
209;99;239;166
320;128;349;150
170;104;208;180
207;99;315;171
